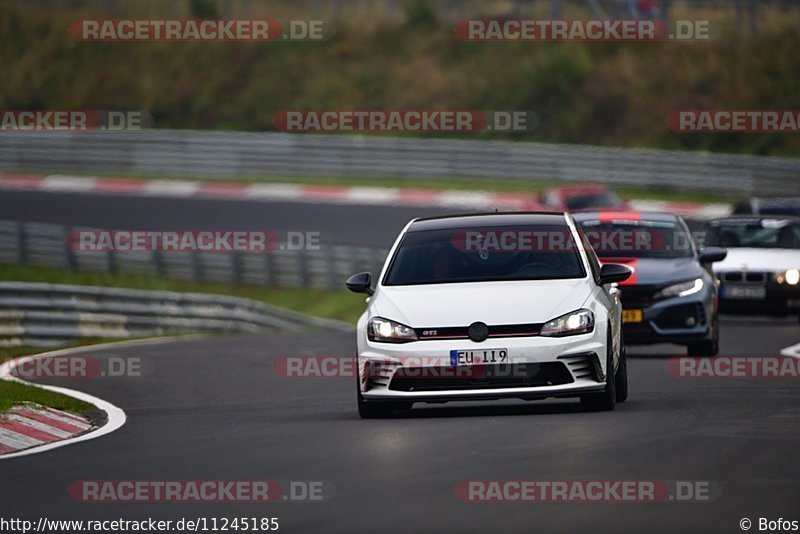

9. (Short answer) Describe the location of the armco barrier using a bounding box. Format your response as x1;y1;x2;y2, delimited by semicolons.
1;130;798;194
0;282;351;347
0;220;388;292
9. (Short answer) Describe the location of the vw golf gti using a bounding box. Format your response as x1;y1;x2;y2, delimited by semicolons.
346;212;632;418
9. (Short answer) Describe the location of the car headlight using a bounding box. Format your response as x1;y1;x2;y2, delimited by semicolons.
777;269;800;286
654;278;704;300
368;317;418;343
540;309;594;337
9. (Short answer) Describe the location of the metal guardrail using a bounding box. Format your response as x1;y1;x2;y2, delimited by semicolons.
1;130;798;194
0;281;352;347
0;221;387;292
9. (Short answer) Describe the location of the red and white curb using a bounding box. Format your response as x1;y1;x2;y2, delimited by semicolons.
0;404;93;456
0;339;174;459
0;173;732;219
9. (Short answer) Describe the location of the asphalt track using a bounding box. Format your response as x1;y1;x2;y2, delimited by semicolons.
0;190;453;247
1;188;799;533
0;316;798;533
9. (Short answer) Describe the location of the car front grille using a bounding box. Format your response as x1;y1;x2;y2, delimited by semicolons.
387;362;573;392
414;323;543;340
723;271;768;284
618;285;659;308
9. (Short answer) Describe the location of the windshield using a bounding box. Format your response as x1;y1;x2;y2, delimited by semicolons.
383;226;586;285
704;219;800;249
577;220;694;259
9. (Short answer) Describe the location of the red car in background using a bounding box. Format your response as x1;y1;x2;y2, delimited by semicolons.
539;184;629;212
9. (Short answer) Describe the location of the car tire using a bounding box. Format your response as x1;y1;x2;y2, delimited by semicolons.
356;378;411;419
687;316;720;357
615;344;628;403
580;330;617;412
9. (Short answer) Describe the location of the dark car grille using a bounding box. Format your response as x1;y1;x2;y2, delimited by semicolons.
415;323;543;340
723;271;767;284
388;362;573;391
557;352;602;381
617;285;659;308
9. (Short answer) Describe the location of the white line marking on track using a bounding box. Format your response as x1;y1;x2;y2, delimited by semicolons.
780;342;800;359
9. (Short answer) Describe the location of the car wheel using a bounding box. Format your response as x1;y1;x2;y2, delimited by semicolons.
687;316;720;357
615;344;628;403
580;330;616;411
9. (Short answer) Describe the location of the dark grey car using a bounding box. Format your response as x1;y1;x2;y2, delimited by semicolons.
574;211;727;356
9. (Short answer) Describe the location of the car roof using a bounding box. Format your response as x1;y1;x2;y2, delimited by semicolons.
708;215;800;225
571;211;679;223
408;212;568;232
547;184;610;195
752;197;800;207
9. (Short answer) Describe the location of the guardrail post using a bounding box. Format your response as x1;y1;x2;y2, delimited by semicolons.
265;250;276;287
152;250;165;277
107;250;117;274
325;246;337;290
298;249;310;288
190;252;201;283
64;225;77;271
231;251;243;284
15;222;26;264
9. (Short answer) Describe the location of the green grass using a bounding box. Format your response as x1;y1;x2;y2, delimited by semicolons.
0;381;94;413
0;339;136;414
0;264;367;324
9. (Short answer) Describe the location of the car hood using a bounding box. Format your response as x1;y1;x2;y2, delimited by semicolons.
598;256;704;286
371;279;593;327
713;248;800;273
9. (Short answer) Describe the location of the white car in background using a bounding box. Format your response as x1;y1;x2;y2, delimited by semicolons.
704;216;800;322
346;212;632;418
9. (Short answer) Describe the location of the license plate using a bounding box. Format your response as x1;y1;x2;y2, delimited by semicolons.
450;349;508;366
724;285;766;300
622;309;643;323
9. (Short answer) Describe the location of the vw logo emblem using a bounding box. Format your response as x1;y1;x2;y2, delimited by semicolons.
468;322;489;342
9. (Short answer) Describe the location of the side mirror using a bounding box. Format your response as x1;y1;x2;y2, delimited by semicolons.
699;246;727;264
598;263;633;285
346;272;374;295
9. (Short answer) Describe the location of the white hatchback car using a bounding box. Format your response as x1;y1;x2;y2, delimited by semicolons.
346;213;633;418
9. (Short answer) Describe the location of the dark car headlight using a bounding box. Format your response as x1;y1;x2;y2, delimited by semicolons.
654;278;704;300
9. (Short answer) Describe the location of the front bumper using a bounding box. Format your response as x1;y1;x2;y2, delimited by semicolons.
619;289;713;346
718;280;800;316
358;328;608;403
